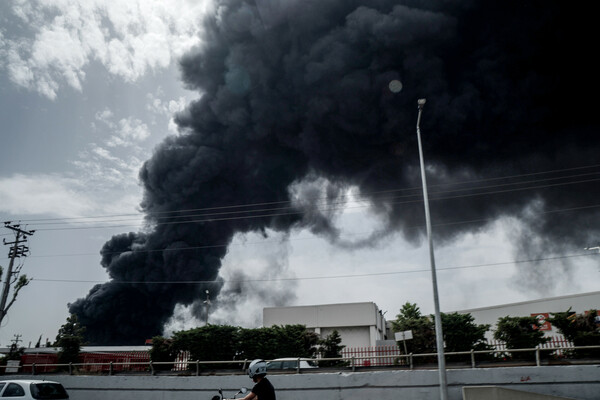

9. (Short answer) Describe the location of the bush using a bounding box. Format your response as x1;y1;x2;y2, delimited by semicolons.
549;309;600;358
494;316;549;360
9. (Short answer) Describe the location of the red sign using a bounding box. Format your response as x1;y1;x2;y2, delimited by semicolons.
531;313;552;331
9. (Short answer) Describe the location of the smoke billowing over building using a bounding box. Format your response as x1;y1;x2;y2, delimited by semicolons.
69;0;600;345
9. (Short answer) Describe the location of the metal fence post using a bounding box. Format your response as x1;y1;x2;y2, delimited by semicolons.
196;360;200;376
150;361;155;375
351;357;356;372
471;349;475;368
536;349;540;367
32;363;36;376
109;361;114;375
69;362;73;375
409;353;413;370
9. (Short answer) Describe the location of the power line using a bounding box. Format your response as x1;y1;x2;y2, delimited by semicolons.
0;202;596;261
25;251;599;285
22;176;600;233
9;163;600;228
24;170;600;227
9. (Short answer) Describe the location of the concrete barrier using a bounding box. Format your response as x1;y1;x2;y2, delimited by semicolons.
462;386;576;400
4;364;598;400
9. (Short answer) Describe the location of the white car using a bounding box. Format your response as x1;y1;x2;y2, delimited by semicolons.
266;358;318;370
0;380;69;399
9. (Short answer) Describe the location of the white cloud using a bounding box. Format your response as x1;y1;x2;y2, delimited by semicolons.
117;118;151;142
0;171;143;224
0;174;100;217
4;0;212;99
146;91;190;134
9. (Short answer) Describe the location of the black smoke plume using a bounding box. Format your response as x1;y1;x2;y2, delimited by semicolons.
70;0;600;344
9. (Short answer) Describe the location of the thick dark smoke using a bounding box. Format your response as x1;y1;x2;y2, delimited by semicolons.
70;0;600;344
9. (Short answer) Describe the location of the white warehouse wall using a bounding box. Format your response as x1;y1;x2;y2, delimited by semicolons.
454;291;600;339
263;302;387;347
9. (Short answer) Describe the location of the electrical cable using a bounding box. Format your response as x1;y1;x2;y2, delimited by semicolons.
7;163;600;228
26;251;599;285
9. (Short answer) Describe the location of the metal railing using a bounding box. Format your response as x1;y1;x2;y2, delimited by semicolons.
1;345;598;376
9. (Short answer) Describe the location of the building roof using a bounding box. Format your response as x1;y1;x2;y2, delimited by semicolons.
454;290;600;314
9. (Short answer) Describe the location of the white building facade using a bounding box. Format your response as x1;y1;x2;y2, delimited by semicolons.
454;291;600;339
263;302;387;348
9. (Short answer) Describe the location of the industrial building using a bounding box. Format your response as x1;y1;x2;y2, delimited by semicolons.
454;290;600;339
263;302;388;348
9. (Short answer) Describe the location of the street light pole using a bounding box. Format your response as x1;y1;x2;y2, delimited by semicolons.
204;289;211;325
416;98;448;400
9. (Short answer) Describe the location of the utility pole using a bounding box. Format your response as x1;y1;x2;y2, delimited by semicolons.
10;334;22;348
0;222;35;327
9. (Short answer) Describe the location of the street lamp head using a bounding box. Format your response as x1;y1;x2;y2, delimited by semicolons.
417;98;426;108
388;79;403;93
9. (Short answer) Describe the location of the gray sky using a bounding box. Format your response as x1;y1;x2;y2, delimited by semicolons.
0;0;598;347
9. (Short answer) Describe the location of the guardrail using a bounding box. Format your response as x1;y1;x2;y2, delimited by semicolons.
2;345;599;376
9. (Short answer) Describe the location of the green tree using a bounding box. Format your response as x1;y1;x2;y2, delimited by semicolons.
54;314;86;367
0;265;31;328
171;325;239;369
441;312;491;363
149;336;177;371
549;309;600;358
391;302;436;356
494;315;549;360
237;324;319;360
318;330;347;367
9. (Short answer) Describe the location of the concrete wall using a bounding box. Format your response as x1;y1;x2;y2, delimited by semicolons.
462;386;575;400
8;365;598;400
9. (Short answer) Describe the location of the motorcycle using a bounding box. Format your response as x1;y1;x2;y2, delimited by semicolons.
211;387;248;400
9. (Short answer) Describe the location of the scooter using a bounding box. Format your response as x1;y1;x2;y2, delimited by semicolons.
211;387;248;400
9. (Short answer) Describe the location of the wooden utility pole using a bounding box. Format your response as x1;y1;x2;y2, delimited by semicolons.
0;222;35;327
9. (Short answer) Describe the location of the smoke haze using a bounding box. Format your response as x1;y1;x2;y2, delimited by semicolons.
70;0;600;344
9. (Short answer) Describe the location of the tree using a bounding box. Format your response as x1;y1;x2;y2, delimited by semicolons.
149;336;177;371
54;314;86;366
549;309;600;358
237;324;319;361
318;330;347;367
163;323;319;371
0;267;31;326
171;324;240;369
441;312;490;352
494;315;549;360
391;302;436;356
441;312;491;363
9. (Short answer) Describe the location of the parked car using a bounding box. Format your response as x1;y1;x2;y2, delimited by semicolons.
266;358;318;370
0;380;69;399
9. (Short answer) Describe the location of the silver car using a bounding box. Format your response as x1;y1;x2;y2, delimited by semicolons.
0;380;69;399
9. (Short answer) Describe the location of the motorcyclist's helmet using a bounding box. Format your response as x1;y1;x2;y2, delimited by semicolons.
248;359;267;378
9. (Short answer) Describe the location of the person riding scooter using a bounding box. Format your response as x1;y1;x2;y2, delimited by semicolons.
240;359;276;400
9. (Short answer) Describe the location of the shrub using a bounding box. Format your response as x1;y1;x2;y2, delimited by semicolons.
494;316;549;360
